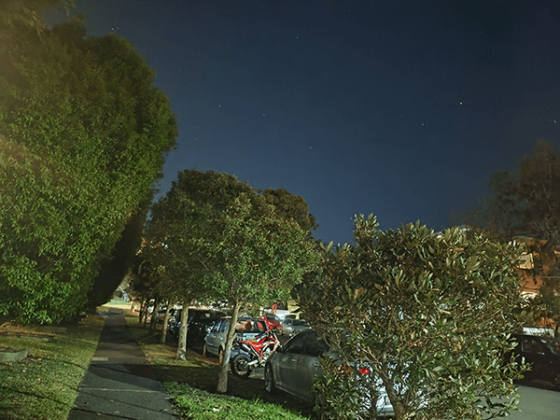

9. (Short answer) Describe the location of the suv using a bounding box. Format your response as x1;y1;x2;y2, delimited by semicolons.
168;308;224;350
203;317;267;363
511;333;560;389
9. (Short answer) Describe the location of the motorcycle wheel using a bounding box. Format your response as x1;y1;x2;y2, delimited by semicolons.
231;354;252;378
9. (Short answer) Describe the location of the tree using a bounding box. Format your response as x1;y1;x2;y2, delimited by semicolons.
134;234;197;356
145;170;319;393
0;0;68;31
293;214;525;420
484;141;560;246
261;188;318;235
0;1;177;323
87;200;151;311
473;140;560;332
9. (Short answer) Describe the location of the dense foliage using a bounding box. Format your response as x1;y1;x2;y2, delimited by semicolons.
142;170;319;392
261;188;318;236
294;215;525;420
482;141;560;246
0;0;177;323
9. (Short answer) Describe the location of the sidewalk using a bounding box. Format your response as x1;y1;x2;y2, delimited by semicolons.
67;308;180;420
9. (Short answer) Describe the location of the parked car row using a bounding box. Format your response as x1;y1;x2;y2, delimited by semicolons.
166;309;309;351
162;307;560;419
203;317;269;363
167;308;225;350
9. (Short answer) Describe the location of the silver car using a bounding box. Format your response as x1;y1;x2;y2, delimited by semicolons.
203;317;267;363
264;329;394;418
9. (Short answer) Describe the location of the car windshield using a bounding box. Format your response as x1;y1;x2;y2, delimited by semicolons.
538;337;560;355
236;319;266;333
284;330;329;356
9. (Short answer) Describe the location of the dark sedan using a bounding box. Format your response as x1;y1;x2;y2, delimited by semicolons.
168;308;224;350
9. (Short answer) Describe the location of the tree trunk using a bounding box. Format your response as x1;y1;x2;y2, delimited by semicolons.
160;301;171;344
379;367;406;420
149;296;160;334
139;296;146;324
217;300;241;394
143;298;150;328
176;305;189;360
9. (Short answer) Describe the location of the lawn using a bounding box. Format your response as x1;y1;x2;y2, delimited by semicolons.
0;303;311;420
167;382;309;420
0;310;106;420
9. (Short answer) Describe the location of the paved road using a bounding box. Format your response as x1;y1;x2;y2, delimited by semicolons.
67;308;179;420
506;385;560;420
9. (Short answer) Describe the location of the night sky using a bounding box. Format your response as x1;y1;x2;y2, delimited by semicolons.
70;0;560;245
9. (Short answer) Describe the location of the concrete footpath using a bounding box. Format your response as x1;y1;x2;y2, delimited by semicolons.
67;308;180;420
506;385;560;420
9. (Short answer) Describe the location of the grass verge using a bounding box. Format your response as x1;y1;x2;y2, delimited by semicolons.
0;309;106;420
124;313;312;420
167;382;310;420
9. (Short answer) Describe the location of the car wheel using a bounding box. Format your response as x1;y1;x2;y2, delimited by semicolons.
264;363;277;394
231;354;252;378
218;348;224;365
202;343;208;357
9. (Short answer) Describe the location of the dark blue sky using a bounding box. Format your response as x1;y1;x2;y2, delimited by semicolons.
72;0;560;244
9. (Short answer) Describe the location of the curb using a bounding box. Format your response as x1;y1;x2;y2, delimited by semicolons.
0;348;29;364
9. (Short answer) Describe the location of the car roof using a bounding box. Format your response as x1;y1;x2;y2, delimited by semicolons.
513;333;556;340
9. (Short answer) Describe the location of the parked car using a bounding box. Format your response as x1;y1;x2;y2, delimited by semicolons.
511;333;560;389
203;317;268;363
264;329;394;418
167;308;224;350
154;307;167;323
280;319;310;336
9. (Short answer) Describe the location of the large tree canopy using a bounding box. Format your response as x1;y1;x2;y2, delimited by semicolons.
261;188;318;236
143;170;319;392
0;0;177;323
294;215;525;420
470;140;560;330
482;141;560;247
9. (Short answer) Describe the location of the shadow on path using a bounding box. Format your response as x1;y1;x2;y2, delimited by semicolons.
67;308;179;420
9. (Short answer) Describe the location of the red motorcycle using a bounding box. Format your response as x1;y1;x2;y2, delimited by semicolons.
230;329;281;378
